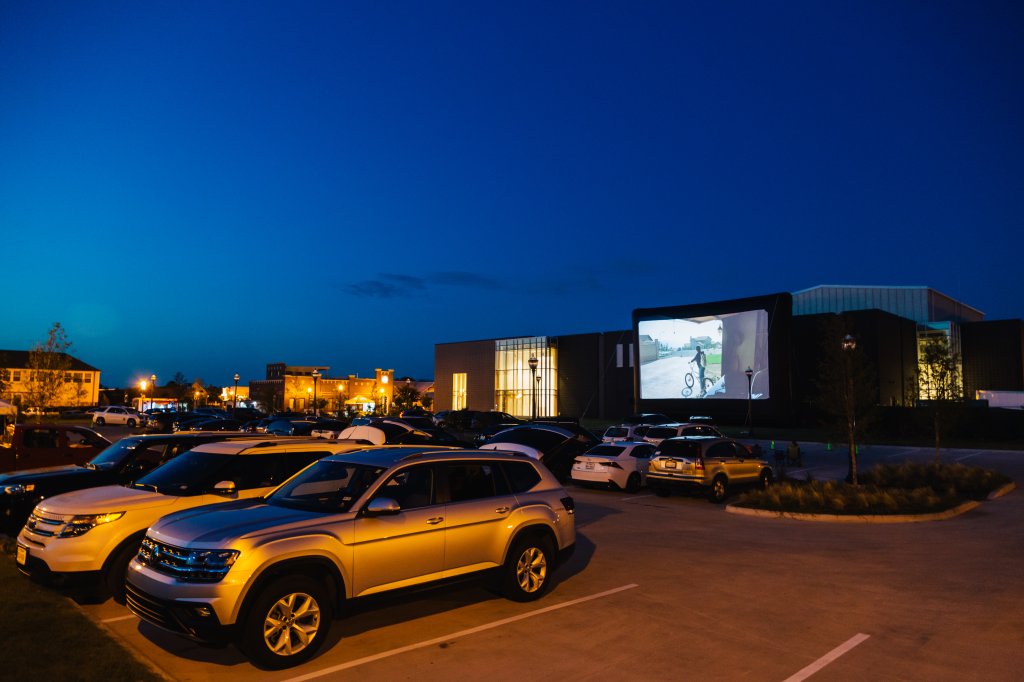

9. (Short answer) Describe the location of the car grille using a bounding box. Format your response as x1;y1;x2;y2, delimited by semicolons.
136;537;195;578
24;510;68;538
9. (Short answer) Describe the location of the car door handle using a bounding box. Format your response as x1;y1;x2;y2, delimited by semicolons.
495;506;510;514
426;517;444;525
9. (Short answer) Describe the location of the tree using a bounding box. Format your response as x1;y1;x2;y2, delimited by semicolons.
250;382;280;414
392;382;421;413
169;372;193;408
26;323;74;413
192;378;208;407
812;317;877;485
918;334;963;463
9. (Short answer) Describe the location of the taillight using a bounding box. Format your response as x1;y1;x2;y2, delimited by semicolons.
606;461;622;469
560;496;575;514
695;458;705;471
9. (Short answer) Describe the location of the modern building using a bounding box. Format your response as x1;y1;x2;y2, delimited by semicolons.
435;285;1023;424
0;350;101;408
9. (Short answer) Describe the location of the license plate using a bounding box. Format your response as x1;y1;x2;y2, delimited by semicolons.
585;463;594;469
16;545;27;566
665;460;677;469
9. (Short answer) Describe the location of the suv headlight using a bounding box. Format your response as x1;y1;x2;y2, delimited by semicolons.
186;549;240;581
58;512;125;538
137;537;240;582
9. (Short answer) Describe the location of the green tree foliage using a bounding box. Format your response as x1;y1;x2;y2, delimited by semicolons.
812;317;877;484
250;382;279;413
392;382;421;413
27;323;73;413
918;335;963;463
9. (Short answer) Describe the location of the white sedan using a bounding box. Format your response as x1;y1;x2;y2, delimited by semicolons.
571;441;657;493
91;406;146;427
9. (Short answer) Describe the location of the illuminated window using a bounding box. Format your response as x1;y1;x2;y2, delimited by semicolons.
452;373;467;410
494;337;557;419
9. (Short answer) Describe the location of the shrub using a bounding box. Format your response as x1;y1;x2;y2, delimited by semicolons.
736;480;962;515
861;462;1011;500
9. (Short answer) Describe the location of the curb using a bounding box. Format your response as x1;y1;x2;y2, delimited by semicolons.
988;482;1016;500
725;499;982;523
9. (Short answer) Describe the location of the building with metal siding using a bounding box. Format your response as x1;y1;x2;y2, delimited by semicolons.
792;285;984;324
961;320;1024;396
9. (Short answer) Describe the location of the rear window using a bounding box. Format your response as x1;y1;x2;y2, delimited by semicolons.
604;427;629;438
501;461;542;493
656;440;702;458
646;427;678;440
586;445;626;458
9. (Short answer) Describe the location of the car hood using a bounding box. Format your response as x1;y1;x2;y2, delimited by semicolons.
36;485;178;515
149;499;346;546
0;464;91;484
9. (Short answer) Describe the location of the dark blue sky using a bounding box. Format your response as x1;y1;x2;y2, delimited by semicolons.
2;1;1022;388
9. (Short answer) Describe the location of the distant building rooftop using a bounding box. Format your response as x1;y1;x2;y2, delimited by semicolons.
792;285;984;324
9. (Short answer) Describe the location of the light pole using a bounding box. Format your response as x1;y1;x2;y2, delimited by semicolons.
744;366;754;437
312;369;320;417
139;379;147;413
528;356;539;421
150;374;156;411
233;373;240;417
842;334;858;484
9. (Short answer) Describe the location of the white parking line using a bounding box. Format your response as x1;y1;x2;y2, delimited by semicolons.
621;494;655;502
955;451;983;462
886;448;919;459
281;584;640;682
782;633;870;682
100;614;138;624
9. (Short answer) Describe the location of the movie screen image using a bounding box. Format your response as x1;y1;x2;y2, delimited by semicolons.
638;309;770;400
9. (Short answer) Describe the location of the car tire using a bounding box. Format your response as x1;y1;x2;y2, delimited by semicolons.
652;485;671;497
95;417;105;425
501;535;555;603
104;535;145;604
126;418;136;428
708;475;728;503
625;472;641;494
237;575;332;670
760;469;773;490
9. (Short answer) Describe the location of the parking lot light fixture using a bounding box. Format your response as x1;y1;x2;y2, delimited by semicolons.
233;373;240;417
842;334;858;484
744;366;754;437
151;374;157;411
312;369;321;417
528;356;539;421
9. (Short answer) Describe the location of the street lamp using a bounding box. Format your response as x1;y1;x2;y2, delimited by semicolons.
528;356;539;421
312;369;321;417
139;379;147;413
744;366;754;437
150;374;156;412
842;334;858;484
233;373;240;417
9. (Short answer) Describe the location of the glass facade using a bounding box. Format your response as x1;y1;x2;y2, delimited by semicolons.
495;337;556;418
452;373;467;410
917;322;964;399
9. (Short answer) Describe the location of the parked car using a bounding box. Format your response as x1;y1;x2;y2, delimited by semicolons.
309;419;352;439
125;447;576;669
1;424;111;474
15;437;365;602
435;409;524;444
620;413;674;426
91;406;147;428
0;433;270;535
601;424;648;443
265;419;320;436
146;411;197;434
642;422;723;446
480;423;600;483
336;418;470;447
646;436;774;503
185;418;245;432
571;441;657;492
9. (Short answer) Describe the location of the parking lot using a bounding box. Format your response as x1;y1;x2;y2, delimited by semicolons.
69;441;1024;681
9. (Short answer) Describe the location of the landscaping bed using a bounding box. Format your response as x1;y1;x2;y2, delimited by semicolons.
733;462;1013;516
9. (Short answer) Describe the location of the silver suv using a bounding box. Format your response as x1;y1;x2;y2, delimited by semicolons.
125;447;576;669
647;436;773;503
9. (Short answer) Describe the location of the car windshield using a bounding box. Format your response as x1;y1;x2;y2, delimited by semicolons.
87;438;144;470
586;445;625;457
604;427;629;438
132;451;235;496
267;460;385;513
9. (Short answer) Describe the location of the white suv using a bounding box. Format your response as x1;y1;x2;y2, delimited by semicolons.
125;447;577;669
92;406;147;428
15;438;366;601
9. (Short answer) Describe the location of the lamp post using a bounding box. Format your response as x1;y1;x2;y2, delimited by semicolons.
139;379;147;413
232;373;240;417
744;366;754;437
842;334;858;484
150;374;157;411
528;356;539;421
311;369;320;417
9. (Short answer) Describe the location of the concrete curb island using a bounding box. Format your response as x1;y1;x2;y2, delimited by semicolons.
725;481;1016;523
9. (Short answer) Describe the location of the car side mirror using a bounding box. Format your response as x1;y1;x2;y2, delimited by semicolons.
213;480;237;496
363;497;401;517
